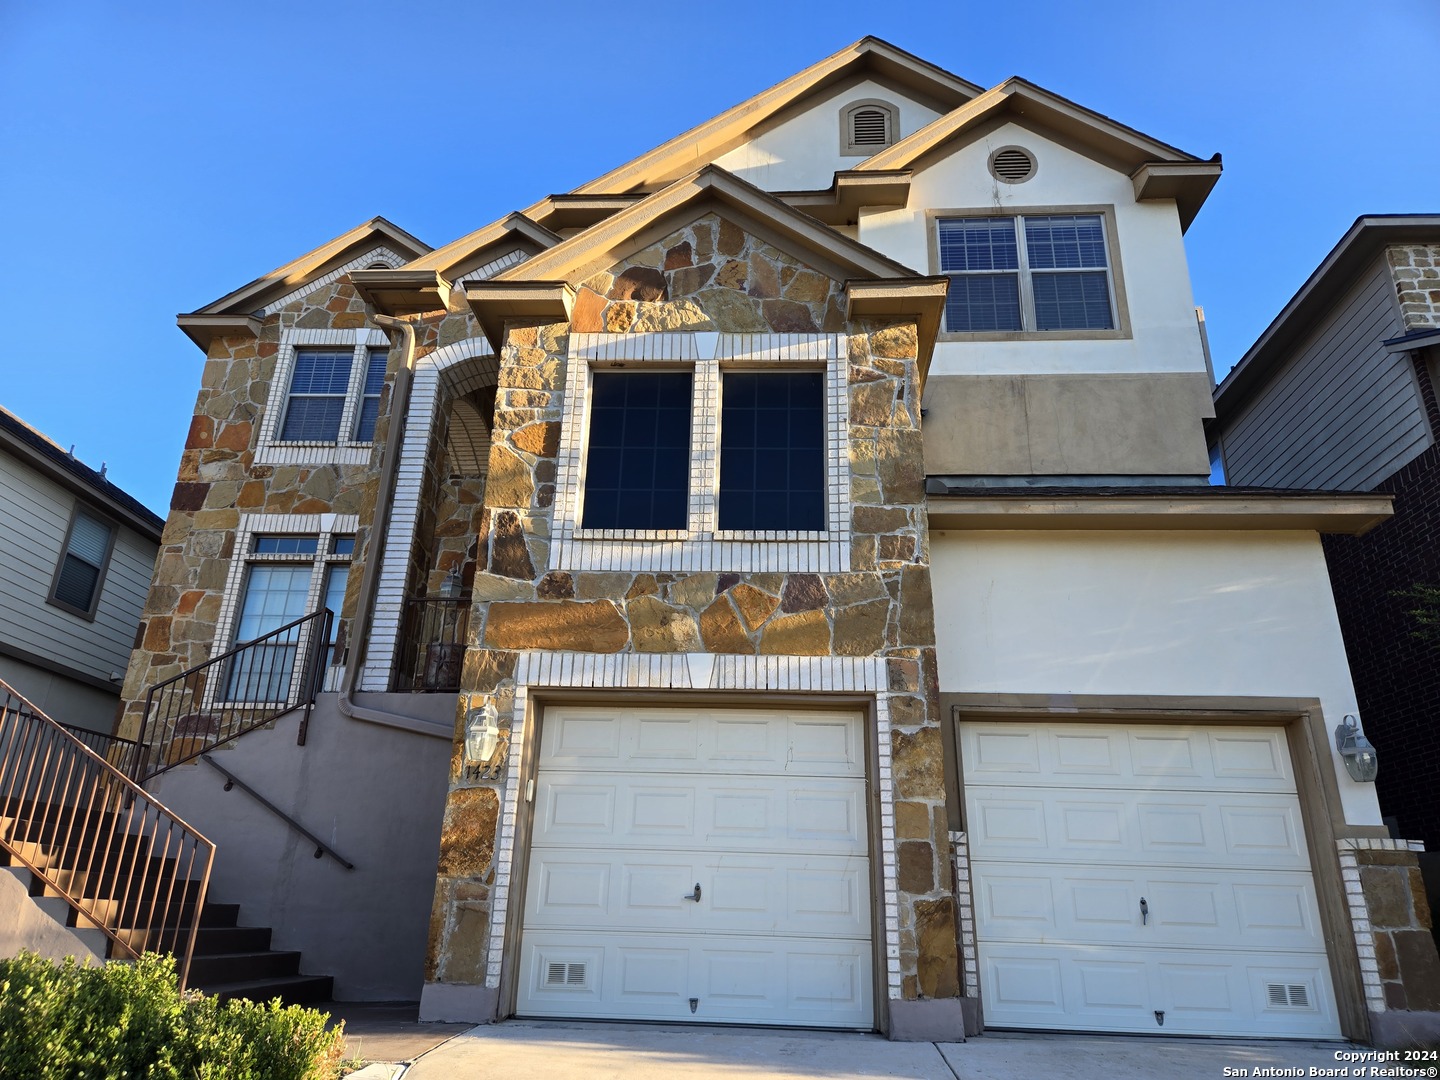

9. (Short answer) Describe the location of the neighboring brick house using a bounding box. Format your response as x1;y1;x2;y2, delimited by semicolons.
1211;215;1440;991
0;406;161;735
110;42;1436;1045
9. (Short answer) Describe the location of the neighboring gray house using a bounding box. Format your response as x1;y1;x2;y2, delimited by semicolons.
0;406;162;734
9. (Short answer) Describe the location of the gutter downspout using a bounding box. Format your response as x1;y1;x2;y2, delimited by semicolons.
336;313;451;741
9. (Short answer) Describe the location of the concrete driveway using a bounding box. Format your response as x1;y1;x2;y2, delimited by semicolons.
400;1021;1364;1079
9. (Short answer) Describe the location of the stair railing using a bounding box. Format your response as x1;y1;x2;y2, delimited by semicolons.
0;679;214;989
136;609;333;782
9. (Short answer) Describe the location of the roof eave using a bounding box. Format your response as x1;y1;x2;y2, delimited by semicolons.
349;269;452;316
175;313;263;353
1132;161;1224;233
778;171;913;225
464;281;576;353
846;277;948;389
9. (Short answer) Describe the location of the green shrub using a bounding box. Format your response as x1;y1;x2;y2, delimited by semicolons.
0;951;345;1080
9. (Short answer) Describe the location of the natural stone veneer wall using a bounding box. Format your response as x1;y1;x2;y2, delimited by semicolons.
1339;839;1440;1017
117;268;420;742
426;213;959;1010
1389;244;1440;330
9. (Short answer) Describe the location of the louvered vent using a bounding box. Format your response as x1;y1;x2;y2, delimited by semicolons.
1265;983;1311;1009
989;147;1036;183
851;108;889;146
545;961;587;988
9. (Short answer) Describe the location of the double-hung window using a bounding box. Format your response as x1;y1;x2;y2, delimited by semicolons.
278;348;388;443
938;213;1115;333
48;507;116;619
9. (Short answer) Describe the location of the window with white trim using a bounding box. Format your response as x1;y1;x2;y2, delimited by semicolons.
256;329;391;465
554;333;851;574
213;519;354;702
47;506;116;620
938;213;1115;332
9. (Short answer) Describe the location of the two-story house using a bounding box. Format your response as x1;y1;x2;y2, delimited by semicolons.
99;40;1434;1046
0;406;160;736
1211;215;1440;994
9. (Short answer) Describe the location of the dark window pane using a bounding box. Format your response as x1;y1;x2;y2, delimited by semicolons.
937;218;1018;272
280;396;345;442
54;556;100;610
1025;214;1107;269
582;372;691;529
1032;272;1114;330
718;372;825;531
944;274;1022;332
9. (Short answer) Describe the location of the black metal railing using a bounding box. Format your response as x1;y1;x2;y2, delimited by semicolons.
394;596;470;692
201;756;354;869
57;722;148;781
0;679;214;989
137;609;333;781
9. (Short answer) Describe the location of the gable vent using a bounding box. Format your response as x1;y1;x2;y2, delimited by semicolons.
989;146;1037;184
851;108;890;146
545;961;588;988
1265;983;1311;1009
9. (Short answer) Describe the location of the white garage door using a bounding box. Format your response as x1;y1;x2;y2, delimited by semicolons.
961;722;1341;1038
517;707;874;1028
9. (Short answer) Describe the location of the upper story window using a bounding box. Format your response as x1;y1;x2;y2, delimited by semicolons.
48;507;116;620
582;372;693;530
718;371;825;531
938;213;1116;333
256;328;391;466
840;100;898;155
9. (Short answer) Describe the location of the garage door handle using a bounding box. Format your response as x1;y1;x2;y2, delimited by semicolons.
1140;897;1148;925
683;883;702;902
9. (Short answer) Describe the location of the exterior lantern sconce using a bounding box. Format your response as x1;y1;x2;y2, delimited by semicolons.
1334;714;1379;783
439;569;462;599
465;699;501;766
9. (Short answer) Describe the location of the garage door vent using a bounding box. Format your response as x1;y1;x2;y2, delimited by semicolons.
546;961;588;988
1266;983;1311;1009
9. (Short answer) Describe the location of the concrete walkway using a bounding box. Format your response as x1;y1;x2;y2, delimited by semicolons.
402;1021;1361;1079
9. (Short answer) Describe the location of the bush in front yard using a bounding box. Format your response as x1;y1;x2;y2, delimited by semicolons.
0;951;345;1080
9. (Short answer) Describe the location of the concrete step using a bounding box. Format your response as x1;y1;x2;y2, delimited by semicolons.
191;925;272;955
188;949;302;984
199;973;335;1005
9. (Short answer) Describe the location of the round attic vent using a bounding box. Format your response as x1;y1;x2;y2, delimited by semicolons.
989;146;1037;184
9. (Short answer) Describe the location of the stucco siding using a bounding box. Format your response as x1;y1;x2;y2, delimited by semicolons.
930;528;1382;828
1220;255;1426;491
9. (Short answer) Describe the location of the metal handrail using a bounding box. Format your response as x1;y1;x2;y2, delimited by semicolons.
201;756;354;870
57;722;148;780
137;608;334;782
394;595;470;692
0;679;214;989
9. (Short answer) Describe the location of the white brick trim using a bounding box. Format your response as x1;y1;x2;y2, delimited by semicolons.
482;653;901;1002
361;336;496;691
259;246;408;316
1335;836;1426;1014
255;327;391;466
551;332;852;572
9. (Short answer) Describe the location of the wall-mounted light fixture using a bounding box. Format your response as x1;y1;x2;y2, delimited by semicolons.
465;699;501;765
1334;714;1379;783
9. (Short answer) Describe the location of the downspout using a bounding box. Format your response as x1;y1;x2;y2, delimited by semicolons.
335;313;451;740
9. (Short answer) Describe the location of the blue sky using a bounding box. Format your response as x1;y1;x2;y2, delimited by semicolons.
2;2;1436;514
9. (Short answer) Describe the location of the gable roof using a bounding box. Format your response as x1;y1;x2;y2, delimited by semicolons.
492;164;919;287
570;37;981;196
856;78;1221;230
1214;214;1440;416
177;217;431;350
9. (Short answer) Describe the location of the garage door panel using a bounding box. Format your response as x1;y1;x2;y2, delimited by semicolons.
540;709;865;777
535;774;866;854
962;724;1295;792
520;930;871;1027
527;851;870;937
974;865;1325;950
981;944;1340;1037
968;788;1310;869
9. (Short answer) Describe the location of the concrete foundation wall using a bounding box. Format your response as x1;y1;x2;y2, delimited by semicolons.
148;692;453;1000
0;866;105;965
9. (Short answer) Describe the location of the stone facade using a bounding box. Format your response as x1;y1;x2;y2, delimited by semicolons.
117;273;400;742
1388;245;1440;331
424;213;957;1006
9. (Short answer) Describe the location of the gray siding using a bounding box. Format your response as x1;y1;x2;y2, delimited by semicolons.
0;455;156;685
1220;254;1429;491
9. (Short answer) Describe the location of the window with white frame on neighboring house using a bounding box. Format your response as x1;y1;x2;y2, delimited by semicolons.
47;506;117;620
937;213;1117;333
221;531;352;701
